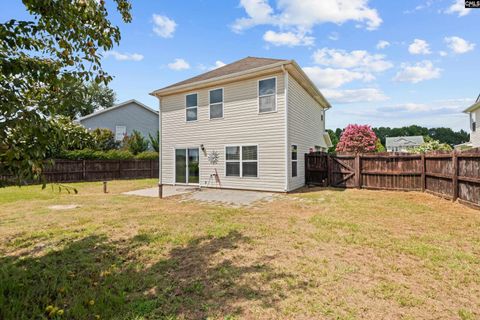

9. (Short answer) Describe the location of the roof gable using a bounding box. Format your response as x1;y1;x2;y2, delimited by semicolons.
77;99;158;121
157;57;288;92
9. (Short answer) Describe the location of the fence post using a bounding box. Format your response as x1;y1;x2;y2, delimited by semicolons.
82;160;86;181
118;160;121;179
452;151;458;202
421;153;425;192
327;155;331;186
355;153;361;189
304;154;309;186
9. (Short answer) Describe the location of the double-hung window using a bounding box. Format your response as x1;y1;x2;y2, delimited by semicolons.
291;145;298;177
259;77;276;113
186;93;197;121
209;88;223;119
225;145;258;177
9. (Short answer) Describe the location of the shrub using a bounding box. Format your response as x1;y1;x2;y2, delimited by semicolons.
375;138;386;152
408;140;453;153
58;149;134;160
91;128;119;151
134;151;159;160
123;130;149;155
336;124;377;153
149;131;159;152
46;117;96;158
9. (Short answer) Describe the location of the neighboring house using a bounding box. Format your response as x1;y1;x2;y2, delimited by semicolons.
385;136;425;152
150;56;332;192
78;99;159;141
463;98;479;148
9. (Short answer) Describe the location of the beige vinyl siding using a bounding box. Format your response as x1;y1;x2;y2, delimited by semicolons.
287;73;326;191
161;72;286;192
471;109;480;147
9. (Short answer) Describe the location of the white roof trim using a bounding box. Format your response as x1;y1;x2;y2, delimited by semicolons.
77;99;158;121
464;101;480;113
149;60;332;109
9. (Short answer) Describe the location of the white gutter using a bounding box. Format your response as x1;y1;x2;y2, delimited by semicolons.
282;65;290;192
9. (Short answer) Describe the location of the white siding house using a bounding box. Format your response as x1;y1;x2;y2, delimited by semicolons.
464;101;480;148
150;57;332;192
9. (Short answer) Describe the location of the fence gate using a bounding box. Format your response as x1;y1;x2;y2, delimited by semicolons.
304;152;328;186
329;155;357;187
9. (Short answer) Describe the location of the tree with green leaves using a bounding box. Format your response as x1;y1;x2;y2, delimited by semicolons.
1;0;132;184
52;79;117;119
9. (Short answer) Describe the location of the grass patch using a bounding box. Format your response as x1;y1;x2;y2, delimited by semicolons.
0;181;479;319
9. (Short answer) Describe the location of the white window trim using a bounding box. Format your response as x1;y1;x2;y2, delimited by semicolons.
224;144;259;178
115;125;127;141
258;76;277;114
185;92;198;122
291;144;298;178
208;87;224;120
173;146;200;186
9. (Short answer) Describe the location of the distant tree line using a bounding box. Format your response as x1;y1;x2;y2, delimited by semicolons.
327;125;470;152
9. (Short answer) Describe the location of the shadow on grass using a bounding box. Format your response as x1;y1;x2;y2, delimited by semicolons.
290;186;347;195
1;231;290;319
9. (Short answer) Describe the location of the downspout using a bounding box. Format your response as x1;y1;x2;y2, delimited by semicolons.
282;65;289;192
158;96;163;190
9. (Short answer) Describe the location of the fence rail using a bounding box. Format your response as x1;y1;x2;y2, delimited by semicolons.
1;159;159;184
305;149;480;209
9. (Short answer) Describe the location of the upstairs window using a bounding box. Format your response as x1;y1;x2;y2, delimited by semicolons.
259;77;276;113
186;93;197;121
291;145;298;177
209;88;223;119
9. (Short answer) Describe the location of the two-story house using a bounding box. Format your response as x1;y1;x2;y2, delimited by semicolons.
464;98;479;148
150;57;332;192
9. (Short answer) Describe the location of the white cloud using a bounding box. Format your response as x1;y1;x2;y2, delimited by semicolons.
408;39;431;55
103;51;144;61
322;88;389;103
439;50;448;57
167;58;190;71
313;48;393;73
393;60;441;83
212;60;226;69
381;98;474;113
376;40;390;50
152;14;177;38
263;30;314;46
445;0;472;16
328;32;340;41
303;66;374;89
444;36;475;54
232;0;382;45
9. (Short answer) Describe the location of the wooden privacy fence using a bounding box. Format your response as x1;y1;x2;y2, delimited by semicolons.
1;159;159;184
305;150;480;209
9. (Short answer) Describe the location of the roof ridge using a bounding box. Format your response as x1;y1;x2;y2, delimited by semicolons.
153;56;289;93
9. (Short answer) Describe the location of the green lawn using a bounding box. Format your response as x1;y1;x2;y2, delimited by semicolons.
0;179;479;319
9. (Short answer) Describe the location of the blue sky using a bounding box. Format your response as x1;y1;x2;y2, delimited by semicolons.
3;0;479;130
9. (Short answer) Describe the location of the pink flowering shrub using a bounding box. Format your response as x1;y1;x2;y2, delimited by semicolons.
336;124;378;153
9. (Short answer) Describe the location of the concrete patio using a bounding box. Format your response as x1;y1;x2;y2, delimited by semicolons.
122;185;276;206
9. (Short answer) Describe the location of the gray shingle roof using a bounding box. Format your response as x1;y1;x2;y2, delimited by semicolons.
385;136;425;148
